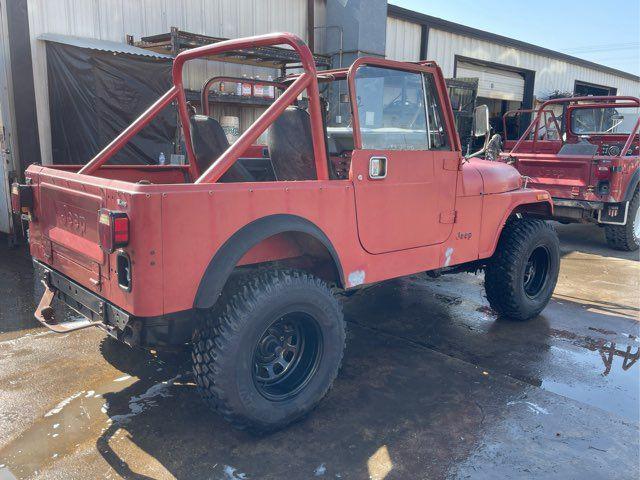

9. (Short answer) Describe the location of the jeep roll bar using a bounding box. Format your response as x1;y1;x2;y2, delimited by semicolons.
79;32;329;183
509;95;640;156
502;108;562;142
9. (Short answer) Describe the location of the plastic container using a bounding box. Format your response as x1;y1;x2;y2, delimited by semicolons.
266;75;275;99
241;76;252;97
220;116;241;144
254;77;264;98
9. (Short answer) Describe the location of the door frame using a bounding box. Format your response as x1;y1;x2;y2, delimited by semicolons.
347;56;461;152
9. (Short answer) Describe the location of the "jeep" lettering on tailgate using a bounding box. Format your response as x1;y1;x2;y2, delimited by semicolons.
58;204;87;235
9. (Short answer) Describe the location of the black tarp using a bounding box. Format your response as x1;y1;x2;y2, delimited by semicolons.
46;42;176;165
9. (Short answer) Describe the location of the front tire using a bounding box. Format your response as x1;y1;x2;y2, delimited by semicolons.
192;269;345;433
485;218;560;321
604;189;640;251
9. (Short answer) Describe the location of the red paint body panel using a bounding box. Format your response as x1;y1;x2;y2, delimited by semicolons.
468;158;522;194
24;33;553;320
351;149;458;253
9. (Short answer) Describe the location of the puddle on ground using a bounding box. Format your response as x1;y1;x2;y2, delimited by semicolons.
541;342;640;423
0;371;187;479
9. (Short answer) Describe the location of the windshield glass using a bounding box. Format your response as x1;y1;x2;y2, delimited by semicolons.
570;106;639;135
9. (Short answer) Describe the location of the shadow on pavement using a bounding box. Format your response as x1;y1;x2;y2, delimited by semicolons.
554;222;639;261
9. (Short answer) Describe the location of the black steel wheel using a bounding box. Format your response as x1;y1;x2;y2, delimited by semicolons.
523;246;550;298
485;218;560;321
252;313;322;401
192;269;345;433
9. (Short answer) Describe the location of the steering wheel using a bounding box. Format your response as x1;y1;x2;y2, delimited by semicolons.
384;98;422;128
574;116;591;132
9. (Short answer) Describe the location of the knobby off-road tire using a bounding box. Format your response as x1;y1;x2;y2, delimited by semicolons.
485;218;560;321
604;188;640;252
192;269;346;433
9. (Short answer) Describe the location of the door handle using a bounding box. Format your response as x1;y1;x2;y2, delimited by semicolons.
369;156;387;179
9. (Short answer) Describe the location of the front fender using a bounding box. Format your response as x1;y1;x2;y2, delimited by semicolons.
478;189;553;259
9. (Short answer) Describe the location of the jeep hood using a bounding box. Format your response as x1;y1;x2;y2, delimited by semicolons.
468;158;523;194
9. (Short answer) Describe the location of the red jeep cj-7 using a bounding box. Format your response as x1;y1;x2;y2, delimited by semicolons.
499;96;640;251
13;33;559;432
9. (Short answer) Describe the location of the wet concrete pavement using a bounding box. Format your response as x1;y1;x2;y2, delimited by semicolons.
0;223;638;479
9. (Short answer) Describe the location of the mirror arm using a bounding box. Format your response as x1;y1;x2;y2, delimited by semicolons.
464;130;491;161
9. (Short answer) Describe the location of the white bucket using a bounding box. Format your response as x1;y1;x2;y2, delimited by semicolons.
220;116;240;144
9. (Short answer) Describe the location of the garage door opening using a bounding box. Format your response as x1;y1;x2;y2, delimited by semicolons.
574;80;617;97
456;60;527;141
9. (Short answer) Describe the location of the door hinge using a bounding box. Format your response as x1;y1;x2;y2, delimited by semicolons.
443;157;460;171
439;211;457;224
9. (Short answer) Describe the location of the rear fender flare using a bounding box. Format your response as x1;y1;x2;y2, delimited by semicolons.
193;214;344;309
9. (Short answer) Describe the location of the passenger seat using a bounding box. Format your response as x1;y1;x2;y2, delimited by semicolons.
189;115;254;182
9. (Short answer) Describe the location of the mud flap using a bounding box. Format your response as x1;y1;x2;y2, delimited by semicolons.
598;202;629;225
34;280;99;333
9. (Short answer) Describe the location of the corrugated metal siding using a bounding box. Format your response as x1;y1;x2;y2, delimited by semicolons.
385;17;421;62
27;0;310;164
427;28;640;98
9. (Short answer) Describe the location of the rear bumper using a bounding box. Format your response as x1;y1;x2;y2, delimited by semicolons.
33;260;196;349
552;198;628;225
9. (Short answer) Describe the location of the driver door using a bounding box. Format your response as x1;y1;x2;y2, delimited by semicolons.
350;64;459;254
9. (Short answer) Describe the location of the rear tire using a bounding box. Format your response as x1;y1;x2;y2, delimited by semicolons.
604;189;640;252
485;218;560;321
192;269;345;433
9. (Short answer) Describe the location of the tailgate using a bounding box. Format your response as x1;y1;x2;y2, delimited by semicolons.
514;155;593;198
38;180;107;287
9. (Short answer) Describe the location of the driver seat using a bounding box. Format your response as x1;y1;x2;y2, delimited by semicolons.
267;106;317;180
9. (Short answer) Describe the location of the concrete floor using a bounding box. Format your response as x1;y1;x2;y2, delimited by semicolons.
0;223;638;479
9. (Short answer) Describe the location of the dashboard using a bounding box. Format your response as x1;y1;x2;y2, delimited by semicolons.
600;143;639;156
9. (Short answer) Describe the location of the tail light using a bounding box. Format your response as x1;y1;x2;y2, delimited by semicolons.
11;182;34;220
595;165;611;179
98;209;129;253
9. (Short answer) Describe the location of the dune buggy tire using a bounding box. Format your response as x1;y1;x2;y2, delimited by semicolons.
604;189;640;252
192;269;345;433
484;218;560;321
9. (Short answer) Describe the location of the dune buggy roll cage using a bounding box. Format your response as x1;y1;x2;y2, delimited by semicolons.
78;32;329;183
509;95;640;156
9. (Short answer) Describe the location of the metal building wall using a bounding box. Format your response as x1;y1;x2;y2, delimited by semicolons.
26;0;313;164
426;28;640;98
384;17;640;99
385;16;421;62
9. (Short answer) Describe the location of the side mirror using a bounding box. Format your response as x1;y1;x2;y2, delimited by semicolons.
473;105;490;138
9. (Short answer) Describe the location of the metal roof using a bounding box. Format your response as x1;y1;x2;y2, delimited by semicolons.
37;33;173;60
388;4;640;82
